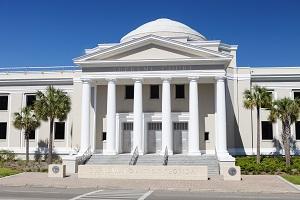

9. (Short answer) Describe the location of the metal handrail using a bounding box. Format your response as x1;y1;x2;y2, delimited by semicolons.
77;146;92;165
129;146;139;165
163;146;168;166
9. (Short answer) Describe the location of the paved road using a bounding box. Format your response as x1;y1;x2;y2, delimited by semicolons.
0;186;299;200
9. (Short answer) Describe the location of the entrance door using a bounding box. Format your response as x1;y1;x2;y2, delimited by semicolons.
122;122;133;153
147;122;162;153
173;122;188;154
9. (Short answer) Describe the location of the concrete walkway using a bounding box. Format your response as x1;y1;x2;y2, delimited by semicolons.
0;173;299;193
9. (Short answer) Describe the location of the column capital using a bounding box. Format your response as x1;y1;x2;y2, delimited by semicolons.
161;77;172;82
188;76;199;81
81;78;92;84
215;76;226;81
105;78;117;83
132;78;143;83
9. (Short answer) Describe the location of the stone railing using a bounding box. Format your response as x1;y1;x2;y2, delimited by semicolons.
129;146;139;165
163;146;168;166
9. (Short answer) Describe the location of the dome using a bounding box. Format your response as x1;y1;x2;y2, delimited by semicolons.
120;18;206;43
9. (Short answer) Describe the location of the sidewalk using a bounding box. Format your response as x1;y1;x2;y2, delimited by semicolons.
0;172;299;193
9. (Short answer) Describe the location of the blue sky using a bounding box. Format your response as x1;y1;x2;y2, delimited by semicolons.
0;0;299;67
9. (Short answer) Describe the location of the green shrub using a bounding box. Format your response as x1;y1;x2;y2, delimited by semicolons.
236;156;300;175
0;150;15;162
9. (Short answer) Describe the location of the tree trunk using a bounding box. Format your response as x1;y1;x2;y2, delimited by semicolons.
25;132;29;164
48;118;54;164
282;119;291;167
256;107;261;164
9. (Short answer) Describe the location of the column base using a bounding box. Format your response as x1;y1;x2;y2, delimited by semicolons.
188;151;202;156
160;150;173;156
103;150;118;155
217;151;235;162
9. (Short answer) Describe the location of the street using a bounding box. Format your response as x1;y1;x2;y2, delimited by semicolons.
0;186;299;200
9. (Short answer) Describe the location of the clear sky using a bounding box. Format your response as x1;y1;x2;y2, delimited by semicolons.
0;0;299;68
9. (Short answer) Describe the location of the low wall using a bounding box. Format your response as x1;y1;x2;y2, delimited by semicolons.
78;165;208;180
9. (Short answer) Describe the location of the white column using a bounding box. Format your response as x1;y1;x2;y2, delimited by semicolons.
161;78;173;155
215;77;230;159
105;78;117;155
80;79;91;154
188;77;201;155
133;78;143;154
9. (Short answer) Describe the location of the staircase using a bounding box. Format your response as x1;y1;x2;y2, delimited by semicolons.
136;154;163;165
86;154;219;176
86;154;132;165
168;155;219;176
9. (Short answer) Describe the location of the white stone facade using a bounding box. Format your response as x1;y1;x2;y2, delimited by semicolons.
0;18;300;161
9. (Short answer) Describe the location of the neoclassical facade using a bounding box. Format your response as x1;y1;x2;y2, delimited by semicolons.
0;18;299;164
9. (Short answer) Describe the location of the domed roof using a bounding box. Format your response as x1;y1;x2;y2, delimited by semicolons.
121;18;206;43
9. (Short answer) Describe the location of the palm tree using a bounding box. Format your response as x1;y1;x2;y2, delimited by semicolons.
243;85;272;164
13;106;40;163
34;86;71;164
269;98;300;167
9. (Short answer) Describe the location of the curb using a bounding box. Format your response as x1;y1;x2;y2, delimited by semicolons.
0;172;25;180
276;175;300;191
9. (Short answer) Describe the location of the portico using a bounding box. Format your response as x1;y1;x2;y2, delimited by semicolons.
79;75;229;158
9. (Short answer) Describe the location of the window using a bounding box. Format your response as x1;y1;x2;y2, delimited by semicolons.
262;121;273;140
0;96;8;110
27;130;35;140
173;122;188;131
294;92;300;100
295;121;300;140
26;95;36;107
102;132;107;141
261;91;273;109
148;122;162;131
0;122;7;139
175;85;185;99
54;122;65;140
150;85;159;99
205;132;209;141
123;122;133;131
125;85;134;99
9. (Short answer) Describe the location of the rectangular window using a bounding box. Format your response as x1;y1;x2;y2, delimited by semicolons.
150;85;159;99
262;121;273;140
175;85;185;99
296;121;300;140
261;91;273;109
148;122;162;131
173;122;188;131
54;122;65;140
294;92;300;100
27;130;35;140
123;122;133;131
125;85;134;99
205;132;209;141
0;96;8;110
26;95;36;107
102;132;107;141
0;122;7;139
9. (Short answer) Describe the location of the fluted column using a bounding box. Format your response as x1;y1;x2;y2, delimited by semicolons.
188;77;201;155
161;78;173;155
80;79;91;153
105;78;117;155
133;78;143;154
215;76;229;157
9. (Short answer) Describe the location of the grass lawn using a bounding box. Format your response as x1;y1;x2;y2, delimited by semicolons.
0;167;20;178
282;175;300;185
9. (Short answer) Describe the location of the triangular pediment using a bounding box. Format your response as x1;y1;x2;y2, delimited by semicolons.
74;35;231;64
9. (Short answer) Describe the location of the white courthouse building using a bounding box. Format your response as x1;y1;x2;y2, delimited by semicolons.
1;19;300;171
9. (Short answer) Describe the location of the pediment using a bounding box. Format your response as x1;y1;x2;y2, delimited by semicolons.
74;35;231;64
101;44;203;61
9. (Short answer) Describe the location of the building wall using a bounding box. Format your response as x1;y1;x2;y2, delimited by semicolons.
0;71;80;155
